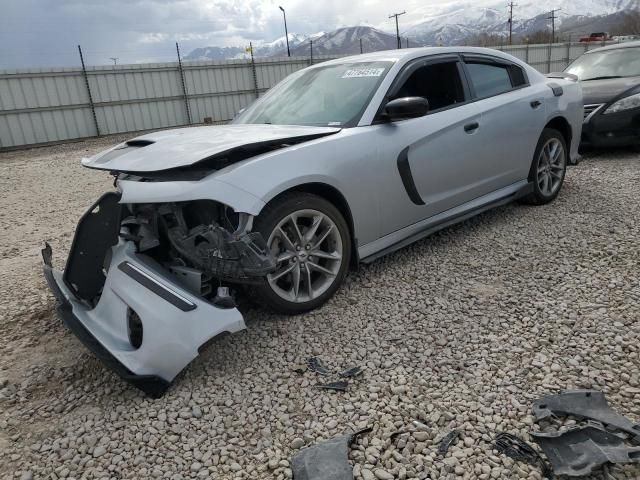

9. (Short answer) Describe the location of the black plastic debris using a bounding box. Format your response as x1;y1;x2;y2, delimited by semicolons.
494;432;554;479
438;430;461;455
307;357;331;375
291;428;372;480
531;422;640;477
316;381;349;392
339;366;363;378
532;390;640;442
531;390;640;477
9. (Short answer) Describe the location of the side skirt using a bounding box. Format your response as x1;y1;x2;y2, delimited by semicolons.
360;182;533;264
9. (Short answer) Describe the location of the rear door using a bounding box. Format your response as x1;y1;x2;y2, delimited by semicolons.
461;55;548;186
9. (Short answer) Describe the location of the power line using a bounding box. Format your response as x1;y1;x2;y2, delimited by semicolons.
508;1;517;45
388;11;406;49
548;9;561;43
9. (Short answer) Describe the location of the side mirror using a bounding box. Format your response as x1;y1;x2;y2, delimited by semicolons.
383;97;429;121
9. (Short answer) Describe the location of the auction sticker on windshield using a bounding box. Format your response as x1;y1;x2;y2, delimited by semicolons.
342;68;385;78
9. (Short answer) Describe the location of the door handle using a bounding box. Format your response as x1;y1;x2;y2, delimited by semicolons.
464;122;479;133
530;100;542;109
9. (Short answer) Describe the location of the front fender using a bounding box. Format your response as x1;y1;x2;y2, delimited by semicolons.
118;178;265;215
258;174;348;206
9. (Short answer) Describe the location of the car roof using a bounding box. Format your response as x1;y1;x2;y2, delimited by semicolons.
586;40;640;54
316;46;526;67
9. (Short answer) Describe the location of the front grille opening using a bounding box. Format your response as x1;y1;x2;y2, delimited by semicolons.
584;104;603;120
127;308;143;349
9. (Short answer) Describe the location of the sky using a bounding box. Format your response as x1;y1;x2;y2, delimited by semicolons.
1;0;464;69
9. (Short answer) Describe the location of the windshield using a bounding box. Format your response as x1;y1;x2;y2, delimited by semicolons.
566;47;640;80
233;61;393;127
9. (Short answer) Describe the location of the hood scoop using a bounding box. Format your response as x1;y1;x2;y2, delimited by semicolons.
90;139;156;165
125;139;155;147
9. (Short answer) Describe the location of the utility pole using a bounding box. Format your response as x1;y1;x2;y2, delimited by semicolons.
548;9;560;44
508;1;516;45
78;45;100;136
176;42;192;125
109;57;118;65
309;39;313;65
406;38;409;48
389;11;406;49
359;38;363;54
278;6;291;57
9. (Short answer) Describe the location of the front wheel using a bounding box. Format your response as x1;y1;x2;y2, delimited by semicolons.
521;128;567;205
252;192;351;314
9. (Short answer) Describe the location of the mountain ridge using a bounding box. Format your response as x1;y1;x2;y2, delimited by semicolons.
185;0;638;61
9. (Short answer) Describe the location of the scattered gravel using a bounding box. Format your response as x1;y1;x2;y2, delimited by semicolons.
1;138;639;479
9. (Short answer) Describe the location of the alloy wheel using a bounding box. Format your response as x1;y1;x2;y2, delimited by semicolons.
536;138;566;197
266;209;343;303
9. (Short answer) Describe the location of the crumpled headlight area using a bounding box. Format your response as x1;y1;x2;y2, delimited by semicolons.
124;201;276;286
604;92;640;115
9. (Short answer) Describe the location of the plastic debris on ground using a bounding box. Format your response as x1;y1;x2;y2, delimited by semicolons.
291;428;372;480
494;432;554;479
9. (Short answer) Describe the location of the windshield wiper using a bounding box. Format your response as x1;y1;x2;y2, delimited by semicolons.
581;75;624;81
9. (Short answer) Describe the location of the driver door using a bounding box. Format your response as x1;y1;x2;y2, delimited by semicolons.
374;56;488;237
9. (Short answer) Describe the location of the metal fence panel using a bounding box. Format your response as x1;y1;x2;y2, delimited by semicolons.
0;44;615;149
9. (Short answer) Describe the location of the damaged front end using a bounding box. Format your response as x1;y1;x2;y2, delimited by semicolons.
125;200;275;291
42;192;276;397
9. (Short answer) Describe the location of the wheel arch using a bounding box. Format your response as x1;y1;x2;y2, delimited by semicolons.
544;116;572;149
261;182;359;267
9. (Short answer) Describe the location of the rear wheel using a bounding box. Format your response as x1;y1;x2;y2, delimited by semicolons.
252;192;351;314
521;128;567;205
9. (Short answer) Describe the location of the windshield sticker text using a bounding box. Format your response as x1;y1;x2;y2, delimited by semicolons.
342;68;385;78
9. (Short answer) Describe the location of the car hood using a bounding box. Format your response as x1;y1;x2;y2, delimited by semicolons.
82;124;341;173
581;76;640;105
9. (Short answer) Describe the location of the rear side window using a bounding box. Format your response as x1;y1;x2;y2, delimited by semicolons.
465;61;527;99
465;63;512;98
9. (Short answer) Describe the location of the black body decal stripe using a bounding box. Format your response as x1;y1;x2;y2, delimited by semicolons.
118;262;197;312
396;146;425;206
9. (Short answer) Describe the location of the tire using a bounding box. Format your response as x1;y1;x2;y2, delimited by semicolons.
252;192;351;314
520;128;568;205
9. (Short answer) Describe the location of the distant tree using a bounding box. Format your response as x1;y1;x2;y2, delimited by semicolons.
521;30;554;44
611;10;640;36
463;32;508;47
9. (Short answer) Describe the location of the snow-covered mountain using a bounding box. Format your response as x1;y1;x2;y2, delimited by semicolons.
405;0;638;45
290;26;398;56
185;33;322;60
185;0;638;61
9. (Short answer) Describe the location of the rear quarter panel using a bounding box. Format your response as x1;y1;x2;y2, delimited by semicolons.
546;79;583;162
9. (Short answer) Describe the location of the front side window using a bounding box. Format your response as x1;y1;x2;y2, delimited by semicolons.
565;47;640;80
465;62;515;98
392;61;466;111
233;61;393;127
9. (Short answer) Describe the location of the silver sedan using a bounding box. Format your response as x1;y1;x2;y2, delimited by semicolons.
43;47;583;395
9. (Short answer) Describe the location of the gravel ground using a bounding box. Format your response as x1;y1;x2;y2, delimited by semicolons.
0;137;639;480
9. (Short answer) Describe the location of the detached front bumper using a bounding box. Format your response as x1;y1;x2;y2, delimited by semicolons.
43;195;246;397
